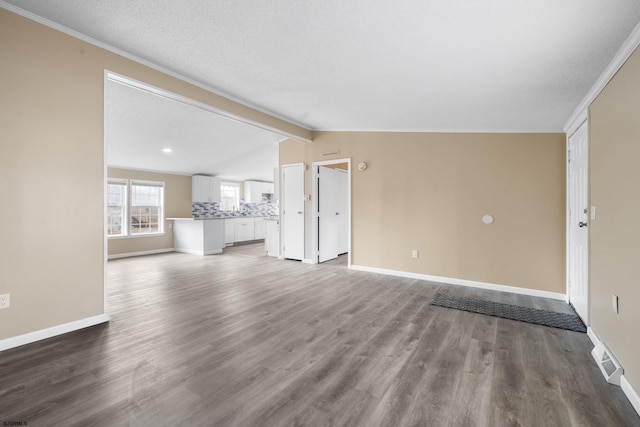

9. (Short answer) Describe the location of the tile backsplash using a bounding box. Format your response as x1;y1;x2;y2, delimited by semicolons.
192;201;278;219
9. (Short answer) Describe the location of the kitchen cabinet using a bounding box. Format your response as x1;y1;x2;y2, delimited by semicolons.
254;217;266;239
171;218;224;255
224;216;267;245
192;175;220;203
234;217;255;242
244;181;274;203
265;218;279;257
224;219;235;246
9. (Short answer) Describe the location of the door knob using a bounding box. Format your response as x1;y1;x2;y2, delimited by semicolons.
297;211;303;214
578;222;588;228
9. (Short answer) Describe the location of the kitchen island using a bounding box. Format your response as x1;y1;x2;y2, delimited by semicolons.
168;218;225;255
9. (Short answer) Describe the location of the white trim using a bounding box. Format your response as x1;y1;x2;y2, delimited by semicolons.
564;21;640;134
311;158;352;266
173;248;223;256
312;128;564;133
108;165;193;176
103;71;109;314
0;1;311;137
0;314;110;352
349;264;566;300
108;248;174;260
108;232;166;240
621;376;640;416
566;112;589;139
302;259;315;264
587;326;599;347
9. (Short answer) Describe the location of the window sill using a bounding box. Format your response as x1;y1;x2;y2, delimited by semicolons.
108;232;166;240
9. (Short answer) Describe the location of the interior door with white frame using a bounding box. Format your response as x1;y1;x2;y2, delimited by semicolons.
568;120;589;323
336;169;349;255
282;163;305;260
317;166;340;263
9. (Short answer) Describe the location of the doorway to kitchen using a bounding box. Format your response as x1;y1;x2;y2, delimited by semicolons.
312;159;351;266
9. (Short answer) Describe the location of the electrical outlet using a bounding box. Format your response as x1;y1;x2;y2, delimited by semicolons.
412;249;419;258
0;293;9;309
612;294;619;314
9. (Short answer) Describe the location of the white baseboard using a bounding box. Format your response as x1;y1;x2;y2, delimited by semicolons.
349;265;565;300
173;248;223;256
302;258;316;264
108;248;174;259
0;313;110;352
587;326;599;347
621;376;640;416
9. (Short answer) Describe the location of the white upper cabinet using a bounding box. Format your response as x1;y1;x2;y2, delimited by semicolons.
244;180;274;203
192;175;221;203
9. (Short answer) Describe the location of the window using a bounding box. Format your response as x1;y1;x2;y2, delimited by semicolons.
220;182;240;211
130;181;164;234
107;179;164;237
107;179;127;236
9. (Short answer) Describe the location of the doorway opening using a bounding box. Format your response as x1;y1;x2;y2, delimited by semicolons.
312;159;351;266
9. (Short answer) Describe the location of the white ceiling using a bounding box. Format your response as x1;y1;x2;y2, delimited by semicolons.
106;79;284;181
4;0;640;177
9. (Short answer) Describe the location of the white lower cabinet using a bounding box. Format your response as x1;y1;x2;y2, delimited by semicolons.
265;219;279;257
234;218;255;242
224;219;235;246
223;217;267;245
254;217;266;239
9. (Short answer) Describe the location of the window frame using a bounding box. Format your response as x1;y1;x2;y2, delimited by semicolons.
107;178;165;239
106;178;128;238
220;182;240;211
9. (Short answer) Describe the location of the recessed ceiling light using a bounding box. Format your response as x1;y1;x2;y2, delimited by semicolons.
162;148;172;153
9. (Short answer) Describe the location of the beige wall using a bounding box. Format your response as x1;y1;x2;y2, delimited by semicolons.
282;132;566;293
0;9;309;341
590;46;640;391
107;168;192;257
279;138;307;166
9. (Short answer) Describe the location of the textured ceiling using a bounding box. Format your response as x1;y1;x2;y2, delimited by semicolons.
106;79;283;181
5;0;640;133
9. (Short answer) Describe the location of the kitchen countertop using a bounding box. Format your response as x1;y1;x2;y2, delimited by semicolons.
167;215;278;221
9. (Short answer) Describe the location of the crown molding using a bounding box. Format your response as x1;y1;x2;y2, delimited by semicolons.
312;128;564;134
564;21;640;135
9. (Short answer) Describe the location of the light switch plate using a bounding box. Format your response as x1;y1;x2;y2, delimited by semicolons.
591;206;597;220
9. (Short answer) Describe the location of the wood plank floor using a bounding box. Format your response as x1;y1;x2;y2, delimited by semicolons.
1;244;638;426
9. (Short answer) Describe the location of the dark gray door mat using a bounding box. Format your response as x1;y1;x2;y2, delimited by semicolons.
430;292;587;333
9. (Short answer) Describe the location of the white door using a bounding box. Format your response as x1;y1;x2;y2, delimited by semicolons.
282;164;304;260
318;166;340;263
568;121;589;323
336;169;349;255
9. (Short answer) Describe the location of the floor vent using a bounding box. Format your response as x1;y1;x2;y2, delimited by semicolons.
592;341;623;385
